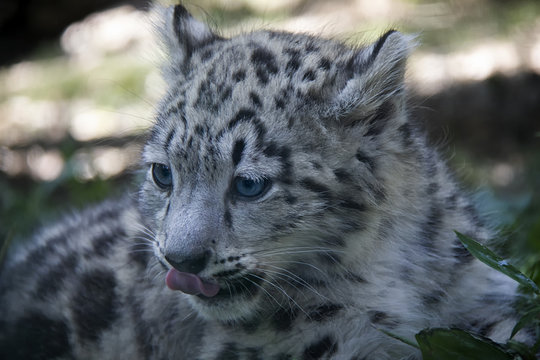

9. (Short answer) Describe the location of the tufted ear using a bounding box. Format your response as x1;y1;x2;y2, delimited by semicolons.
155;5;221;74
326;30;416;124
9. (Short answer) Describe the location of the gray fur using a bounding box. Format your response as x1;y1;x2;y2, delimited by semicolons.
0;5;531;359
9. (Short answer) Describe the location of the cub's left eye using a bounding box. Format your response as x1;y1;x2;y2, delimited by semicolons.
233;177;271;199
152;163;173;190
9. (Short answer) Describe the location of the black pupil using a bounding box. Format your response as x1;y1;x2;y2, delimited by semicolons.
242;179;256;190
235;177;267;198
153;164;172;189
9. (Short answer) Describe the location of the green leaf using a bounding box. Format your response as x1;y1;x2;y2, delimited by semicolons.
416;328;513;360
505;340;538;360
455;231;540;294
511;307;540;339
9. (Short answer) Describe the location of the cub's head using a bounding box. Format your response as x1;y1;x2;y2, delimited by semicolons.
139;5;415;322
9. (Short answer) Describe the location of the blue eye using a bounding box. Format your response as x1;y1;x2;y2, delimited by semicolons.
234;177;270;199
152;163;172;189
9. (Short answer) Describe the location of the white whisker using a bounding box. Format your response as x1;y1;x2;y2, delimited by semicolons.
253;246;346;257
247;273;308;317
260;268;306;299
265;259;329;278
243;275;284;309
262;264;330;302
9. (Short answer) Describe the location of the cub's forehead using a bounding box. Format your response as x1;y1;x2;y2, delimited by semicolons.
151;31;352;150
188;32;350;108
191;30;352;76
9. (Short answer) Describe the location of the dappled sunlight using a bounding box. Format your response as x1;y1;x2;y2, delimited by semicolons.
73;145;140;180
91;146;137;178
0;96;67;146
491;162;518;188
0;147;25;176
410;40;524;95
60;5;151;65
242;0;302;13
0;4;157;183
3;61;43;93
277;0;408;36
530;35;540;73
69;101;153;142
1;146;64;180
26;147;65;181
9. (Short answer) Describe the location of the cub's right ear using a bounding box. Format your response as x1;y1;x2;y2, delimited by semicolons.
326;30;416;122
153;4;221;73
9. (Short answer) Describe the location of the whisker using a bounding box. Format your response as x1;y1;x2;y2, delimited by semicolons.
262;265;329;302
130;223;158;239
243;275;283;309
265;260;329;278
253;246;346;257
261;269;305;295
224;280;234;299
247;273;308;317
235;278;254;299
180;310;196;323
128;238;155;246
128;249;155;255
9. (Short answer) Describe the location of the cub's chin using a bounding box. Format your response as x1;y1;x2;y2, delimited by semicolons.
188;288;265;323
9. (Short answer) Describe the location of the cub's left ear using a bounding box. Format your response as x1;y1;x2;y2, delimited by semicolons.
328;30;416;121
154;5;221;75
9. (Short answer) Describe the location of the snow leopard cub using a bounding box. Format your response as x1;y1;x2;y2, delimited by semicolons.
0;4;531;360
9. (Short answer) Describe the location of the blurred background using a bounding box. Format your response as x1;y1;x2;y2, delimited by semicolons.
0;0;539;280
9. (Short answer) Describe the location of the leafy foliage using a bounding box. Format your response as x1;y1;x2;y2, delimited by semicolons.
416;328;519;360
382;233;540;358
455;232;539;294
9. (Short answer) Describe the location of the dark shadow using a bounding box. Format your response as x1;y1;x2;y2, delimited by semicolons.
412;71;540;160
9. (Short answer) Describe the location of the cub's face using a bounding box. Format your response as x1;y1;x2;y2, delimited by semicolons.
138;5;410;322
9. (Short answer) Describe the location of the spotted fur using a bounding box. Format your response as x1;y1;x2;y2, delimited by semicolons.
0;5;532;359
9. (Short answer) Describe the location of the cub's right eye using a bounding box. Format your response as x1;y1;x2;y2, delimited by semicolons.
151;163;173;190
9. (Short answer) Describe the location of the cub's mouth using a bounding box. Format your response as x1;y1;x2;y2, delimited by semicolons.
198;273;264;303
165;268;264;303
166;269;220;297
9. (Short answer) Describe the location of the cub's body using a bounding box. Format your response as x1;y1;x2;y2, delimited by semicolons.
0;5;529;360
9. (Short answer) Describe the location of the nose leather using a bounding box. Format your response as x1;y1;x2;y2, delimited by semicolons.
165;250;210;274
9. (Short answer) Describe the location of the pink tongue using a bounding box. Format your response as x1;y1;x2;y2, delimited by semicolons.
165;269;220;297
